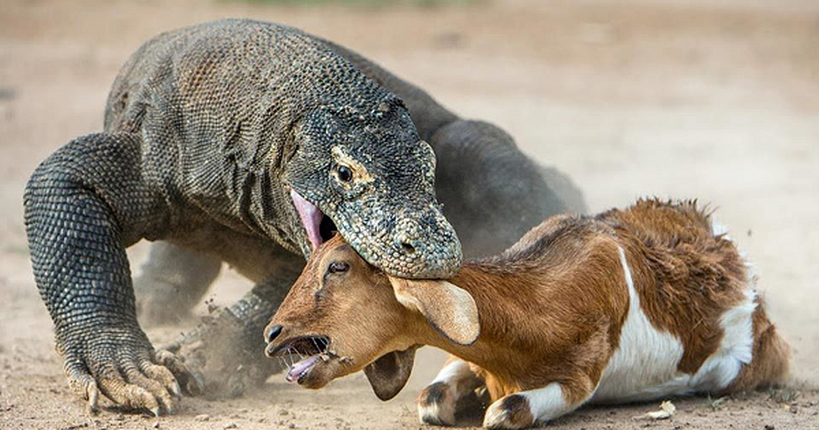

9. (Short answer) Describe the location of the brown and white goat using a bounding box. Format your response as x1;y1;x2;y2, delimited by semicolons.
264;199;789;429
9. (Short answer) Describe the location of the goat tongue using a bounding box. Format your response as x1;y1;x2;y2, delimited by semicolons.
286;355;321;383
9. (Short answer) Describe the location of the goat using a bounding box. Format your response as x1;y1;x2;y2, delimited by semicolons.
264;199;790;429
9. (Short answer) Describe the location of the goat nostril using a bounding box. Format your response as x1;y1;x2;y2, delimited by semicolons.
266;324;283;343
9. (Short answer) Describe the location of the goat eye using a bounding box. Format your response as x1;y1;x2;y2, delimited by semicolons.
336;165;353;182
328;261;349;274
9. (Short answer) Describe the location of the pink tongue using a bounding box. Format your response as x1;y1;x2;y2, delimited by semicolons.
286;355;321;383
290;189;324;251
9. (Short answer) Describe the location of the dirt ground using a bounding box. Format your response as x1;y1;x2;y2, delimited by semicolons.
1;0;818;428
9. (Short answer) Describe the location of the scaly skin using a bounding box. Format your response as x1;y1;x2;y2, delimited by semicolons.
130;21;587;400
25;19;464;415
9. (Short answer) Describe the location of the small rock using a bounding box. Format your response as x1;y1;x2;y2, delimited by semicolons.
195;414;210;422
278;409;289;416
153;422;160;429
764;425;775;430
224;423;238;429
288;424;296;429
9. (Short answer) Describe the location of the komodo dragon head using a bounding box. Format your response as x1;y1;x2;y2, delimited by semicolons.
282;95;462;279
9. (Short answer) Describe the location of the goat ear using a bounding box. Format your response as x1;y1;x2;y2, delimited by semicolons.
387;277;480;346
363;346;418;401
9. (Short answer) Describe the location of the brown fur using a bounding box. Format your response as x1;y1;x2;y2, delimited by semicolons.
724;303;791;392
265;199;789;427
599;200;752;373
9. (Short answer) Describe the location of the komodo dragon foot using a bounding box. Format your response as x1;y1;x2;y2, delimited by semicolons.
59;323;203;415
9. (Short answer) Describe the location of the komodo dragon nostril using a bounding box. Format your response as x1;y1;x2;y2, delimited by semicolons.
401;241;417;254
266;324;283;343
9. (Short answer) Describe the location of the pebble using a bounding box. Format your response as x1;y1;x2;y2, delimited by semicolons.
195;414;210;422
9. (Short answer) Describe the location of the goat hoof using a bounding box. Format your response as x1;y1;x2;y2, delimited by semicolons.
417;382;456;426
483;394;535;429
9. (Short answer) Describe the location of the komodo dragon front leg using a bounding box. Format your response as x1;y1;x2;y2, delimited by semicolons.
25;133;201;414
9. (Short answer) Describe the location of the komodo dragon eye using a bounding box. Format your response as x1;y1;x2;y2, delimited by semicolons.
336;165;353;182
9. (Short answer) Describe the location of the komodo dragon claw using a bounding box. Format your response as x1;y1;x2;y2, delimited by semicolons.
59;326;198;416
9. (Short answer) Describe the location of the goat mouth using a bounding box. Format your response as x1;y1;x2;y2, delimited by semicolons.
266;335;332;384
290;189;337;251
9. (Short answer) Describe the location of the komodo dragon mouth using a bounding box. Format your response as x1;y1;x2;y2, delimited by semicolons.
290;189;337;251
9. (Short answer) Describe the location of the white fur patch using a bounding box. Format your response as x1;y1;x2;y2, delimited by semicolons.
593;247;688;403
699;219;758;390
484;383;571;427
523;383;575;423
431;359;471;385
592;246;757;403
690;287;757;391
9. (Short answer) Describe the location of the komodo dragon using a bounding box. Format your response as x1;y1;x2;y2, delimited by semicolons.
24;19;585;415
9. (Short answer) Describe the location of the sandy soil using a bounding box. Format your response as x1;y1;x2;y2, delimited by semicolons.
1;0;818;428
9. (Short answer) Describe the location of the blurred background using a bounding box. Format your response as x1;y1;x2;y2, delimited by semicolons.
1;0;817;428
